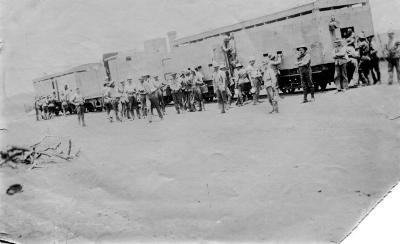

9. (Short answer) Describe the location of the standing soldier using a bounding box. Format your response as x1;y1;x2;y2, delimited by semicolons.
169;72;184;114
357;33;371;86
109;80;122;122
185;70;195;112
126;77;140;120
246;57;263;105
193;69;205;111
143;74;163;123
71;87;86;127
346;38;360;87
212;63;228;114
196;66;207;110
295;45;315;103
178;72;187;111
263;57;279;113
102;81;114;122
269;52;283;97
118;80;129;119
233;62;249;106
60;92;68;116
332;38;349;92
34;97;40;121
367;34;381;85
153;76;166;115
137;76;148;118
384;30;400;85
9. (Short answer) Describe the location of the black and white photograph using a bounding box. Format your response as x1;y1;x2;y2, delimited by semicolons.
1;0;400;243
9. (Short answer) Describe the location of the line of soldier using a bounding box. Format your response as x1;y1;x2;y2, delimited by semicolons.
101;66;207;123
333;29;400;92
34;87;86;126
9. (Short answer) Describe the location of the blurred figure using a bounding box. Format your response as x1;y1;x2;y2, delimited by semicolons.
137;76;148;118
71;88;86;127
126;77;140;120
246;57;263;105
233;62;248;106
169;72;184;114
60;92;68;116
269;52;283;95
143;75;163;123
109;80;122;122
42;96;49;120
367;34;381;84
384;31;400;85
184;70;195;112
346;38;360;86
357;33;371;86
34;96;40;121
263;57;279;113
332;38;349;92
102;81;114;122
193;69;205;111
118;80;129;120
153;76;166;115
212;63;227;114
295;45;314;103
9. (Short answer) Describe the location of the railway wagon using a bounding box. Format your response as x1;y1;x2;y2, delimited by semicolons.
166;0;374;94
32;63;106;113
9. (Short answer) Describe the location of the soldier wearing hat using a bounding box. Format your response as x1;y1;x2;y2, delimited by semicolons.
366;34;381;84
193;67;205;111
233;62;246;106
357;33;372;85
263;57;279;113
245;56;263;105
384;30;400;85
152;75;166;115
332;38;349;92
137;76;148;118
71;87;87;127
118;80;129;119
142;74;163;123
102;80;114;122
169;72;184;114
183;69;195;111
126;77;141;120
212;62;227;113
295;45;314;103
345;38;360;86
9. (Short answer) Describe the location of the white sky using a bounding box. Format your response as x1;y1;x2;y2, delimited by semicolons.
1;0;399;97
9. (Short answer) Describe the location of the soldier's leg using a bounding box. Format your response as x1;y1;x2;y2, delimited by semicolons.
81;105;86;126
300;72;308;102
151;94;163;119
342;63;348;89
114;99;121;121
266;86;274;113
307;69;315;99
334;64;342;91
127;97;133;119
395;59;400;85
373;59;381;83
158;91;165;113
172;92;180;113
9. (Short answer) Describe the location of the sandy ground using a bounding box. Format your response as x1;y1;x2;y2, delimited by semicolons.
1;85;400;244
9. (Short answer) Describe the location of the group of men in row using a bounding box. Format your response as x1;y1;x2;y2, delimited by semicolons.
101;66;209;123
333;29;400;92
34;88;85;125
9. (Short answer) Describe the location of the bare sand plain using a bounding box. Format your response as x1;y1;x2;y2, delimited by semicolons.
1;85;400;244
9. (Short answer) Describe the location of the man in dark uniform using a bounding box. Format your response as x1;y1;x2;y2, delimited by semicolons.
358;33;371;86
367;34;381;84
295;45;315;103
169;72;184;114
